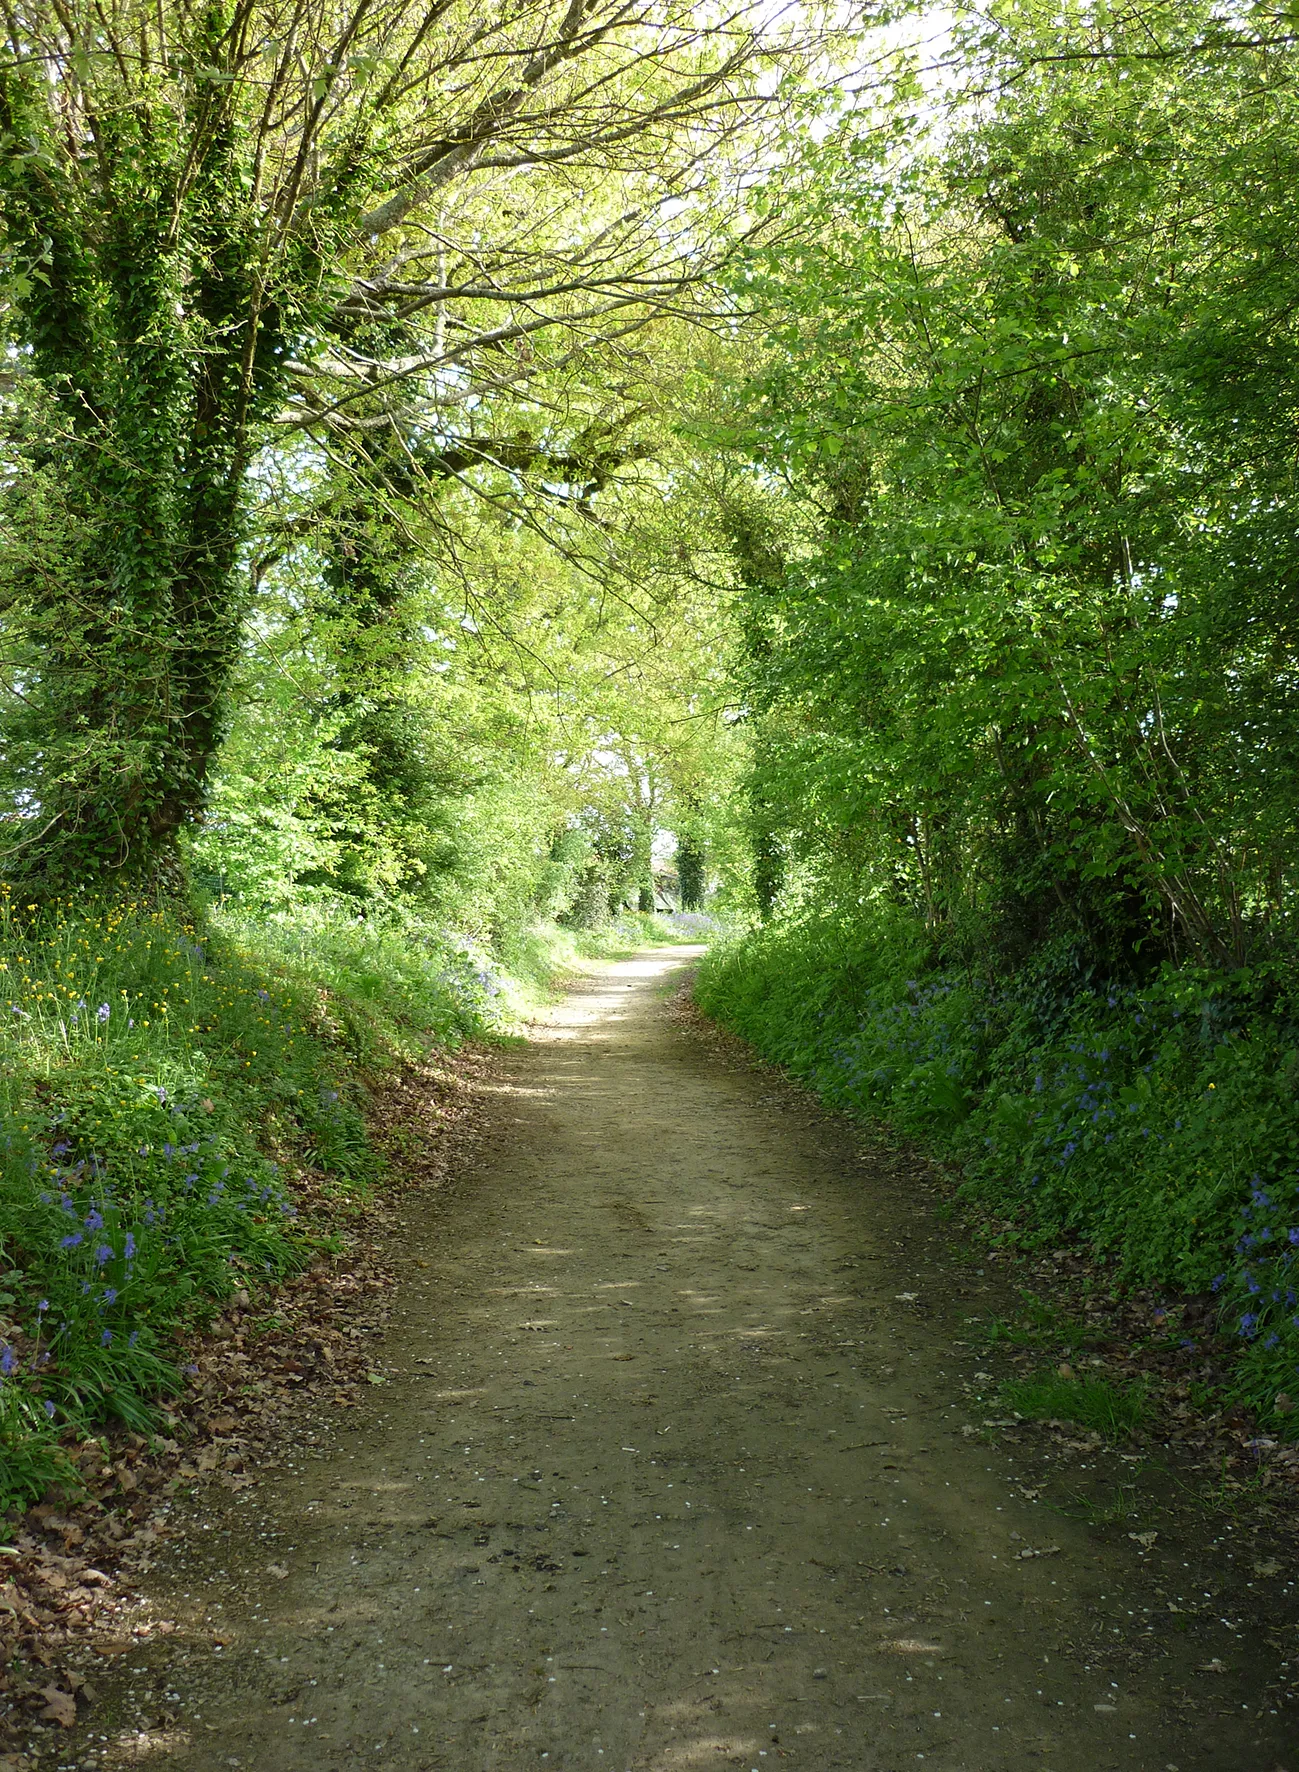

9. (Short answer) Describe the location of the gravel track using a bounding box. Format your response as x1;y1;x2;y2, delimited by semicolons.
72;948;1291;1772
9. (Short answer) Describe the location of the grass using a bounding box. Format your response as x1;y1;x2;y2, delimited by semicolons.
998;1371;1150;1440
0;892;701;1513
495;911;700;1014
0;891;510;1511
980;1290;1091;1354
694;908;1299;1434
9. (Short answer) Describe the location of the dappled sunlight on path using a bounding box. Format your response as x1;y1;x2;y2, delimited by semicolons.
96;948;1282;1771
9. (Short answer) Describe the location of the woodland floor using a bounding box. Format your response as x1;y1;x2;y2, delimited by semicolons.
21;947;1299;1772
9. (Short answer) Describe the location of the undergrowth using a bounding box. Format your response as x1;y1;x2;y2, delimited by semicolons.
695;909;1299;1435
998;1372;1149;1440
0;892;538;1511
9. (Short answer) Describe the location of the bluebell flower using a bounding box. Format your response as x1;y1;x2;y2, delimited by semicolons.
102;1288;117;1306
1240;1312;1259;1335
96;1003;110;1024
124;1232;136;1259
94;1243;112;1266
0;1346;14;1376
100;1329;112;1346
60;1231;83;1249
43;1400;54;1418
85;1208;103;1231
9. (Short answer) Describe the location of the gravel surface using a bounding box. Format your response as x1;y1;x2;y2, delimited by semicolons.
39;948;1295;1771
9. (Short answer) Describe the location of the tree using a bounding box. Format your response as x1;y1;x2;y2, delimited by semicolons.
717;0;1299;967
0;0;831;892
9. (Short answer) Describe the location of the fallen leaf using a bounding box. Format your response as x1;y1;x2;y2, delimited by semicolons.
265;1563;289;1580
1128;1531;1158;1550
1254;1559;1282;1578
1198;1658;1228;1674
37;1685;76;1727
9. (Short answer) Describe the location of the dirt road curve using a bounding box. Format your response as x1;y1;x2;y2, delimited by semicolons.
101;949;1289;1771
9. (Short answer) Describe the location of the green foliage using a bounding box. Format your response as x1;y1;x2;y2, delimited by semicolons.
997;1372;1149;1442
0;0;790;894
719;0;1299;968
0;892;503;1508
696;913;1299;1434
691;2;1299;1445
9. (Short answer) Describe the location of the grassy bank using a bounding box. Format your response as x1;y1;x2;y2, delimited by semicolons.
695;912;1299;1435
0;897;681;1510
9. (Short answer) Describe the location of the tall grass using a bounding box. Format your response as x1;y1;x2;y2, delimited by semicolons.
0;891;503;1509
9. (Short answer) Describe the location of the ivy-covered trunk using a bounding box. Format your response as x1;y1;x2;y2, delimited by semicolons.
0;45;295;891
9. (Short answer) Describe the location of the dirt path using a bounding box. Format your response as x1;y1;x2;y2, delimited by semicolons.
71;949;1293;1771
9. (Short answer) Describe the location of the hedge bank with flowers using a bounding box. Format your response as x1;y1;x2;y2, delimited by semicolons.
0;892;518;1509
695;913;1299;1438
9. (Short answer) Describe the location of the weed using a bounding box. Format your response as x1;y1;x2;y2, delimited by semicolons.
997;1371;1149;1440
